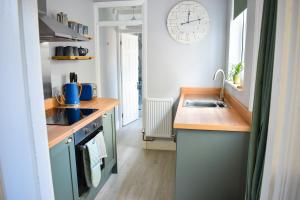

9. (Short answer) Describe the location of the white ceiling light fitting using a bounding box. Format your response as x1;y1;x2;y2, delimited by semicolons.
131;6;136;20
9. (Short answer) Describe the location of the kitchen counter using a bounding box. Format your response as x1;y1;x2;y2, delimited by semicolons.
173;88;251;132
46;98;119;148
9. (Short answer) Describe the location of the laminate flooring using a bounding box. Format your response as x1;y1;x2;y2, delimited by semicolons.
95;119;176;200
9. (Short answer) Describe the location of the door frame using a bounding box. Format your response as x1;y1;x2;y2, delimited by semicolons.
0;0;54;199
93;0;148;129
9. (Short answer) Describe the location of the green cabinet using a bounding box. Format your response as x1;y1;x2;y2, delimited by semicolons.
50;135;79;200
83;108;118;200
176;130;249;200
103;109;118;173
49;108;118;200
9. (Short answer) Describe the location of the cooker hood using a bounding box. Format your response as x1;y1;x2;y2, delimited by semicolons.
39;15;88;42
38;0;88;42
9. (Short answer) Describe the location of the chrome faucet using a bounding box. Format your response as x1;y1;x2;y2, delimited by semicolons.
213;69;225;101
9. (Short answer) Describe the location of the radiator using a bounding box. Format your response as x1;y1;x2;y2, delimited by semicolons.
144;98;173;138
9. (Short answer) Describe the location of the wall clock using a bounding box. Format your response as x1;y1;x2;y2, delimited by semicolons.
167;1;210;44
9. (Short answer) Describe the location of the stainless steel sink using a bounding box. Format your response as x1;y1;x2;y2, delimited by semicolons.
183;99;228;108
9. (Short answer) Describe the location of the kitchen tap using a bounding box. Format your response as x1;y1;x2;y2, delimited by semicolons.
213;69;225;101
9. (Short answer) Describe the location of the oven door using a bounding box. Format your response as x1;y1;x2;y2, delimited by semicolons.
75;129;105;197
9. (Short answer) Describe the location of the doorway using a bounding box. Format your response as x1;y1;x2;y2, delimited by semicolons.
95;0;146;130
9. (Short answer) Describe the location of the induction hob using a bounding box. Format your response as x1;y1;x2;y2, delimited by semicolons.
46;108;98;126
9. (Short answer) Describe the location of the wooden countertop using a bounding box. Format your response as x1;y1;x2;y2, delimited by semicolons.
46;98;119;148
173;88;252;132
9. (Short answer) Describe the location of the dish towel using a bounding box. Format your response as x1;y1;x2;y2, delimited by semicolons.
95;131;107;165
82;137;101;188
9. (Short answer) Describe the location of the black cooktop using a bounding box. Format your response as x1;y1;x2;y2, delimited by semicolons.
46;108;98;126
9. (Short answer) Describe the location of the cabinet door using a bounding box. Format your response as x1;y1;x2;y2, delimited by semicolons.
103;109;117;171
176;130;249;200
50;136;79;200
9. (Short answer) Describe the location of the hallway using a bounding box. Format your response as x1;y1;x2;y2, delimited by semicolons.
96;120;176;200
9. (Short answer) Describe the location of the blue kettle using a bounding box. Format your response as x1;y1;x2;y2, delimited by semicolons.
63;83;82;105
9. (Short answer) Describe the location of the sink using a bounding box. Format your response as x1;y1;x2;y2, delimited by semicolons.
183;99;228;108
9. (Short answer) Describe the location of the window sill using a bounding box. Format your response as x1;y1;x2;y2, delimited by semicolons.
225;80;244;92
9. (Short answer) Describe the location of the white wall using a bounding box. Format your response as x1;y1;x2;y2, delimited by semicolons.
147;0;229;100
99;27;119;99
99;27;121;128
41;0;96;95
225;0;263;110
0;0;54;199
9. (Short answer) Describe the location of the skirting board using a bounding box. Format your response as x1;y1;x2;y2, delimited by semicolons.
143;140;176;151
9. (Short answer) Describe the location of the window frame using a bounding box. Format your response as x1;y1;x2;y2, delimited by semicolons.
227;8;248;89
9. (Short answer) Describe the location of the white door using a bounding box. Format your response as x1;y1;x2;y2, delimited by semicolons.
121;33;139;126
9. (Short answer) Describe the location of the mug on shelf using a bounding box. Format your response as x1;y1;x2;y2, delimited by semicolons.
83;25;88;35
55;46;64;56
77;23;83;35
64;46;74;56
72;46;79;56
78;46;89;56
68;21;77;31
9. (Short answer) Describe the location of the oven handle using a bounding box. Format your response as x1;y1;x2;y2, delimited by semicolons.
77;130;104;149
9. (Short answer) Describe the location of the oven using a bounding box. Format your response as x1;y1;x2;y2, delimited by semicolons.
73;116;104;197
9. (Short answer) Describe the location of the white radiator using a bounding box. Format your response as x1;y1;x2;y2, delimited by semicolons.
144;98;173;138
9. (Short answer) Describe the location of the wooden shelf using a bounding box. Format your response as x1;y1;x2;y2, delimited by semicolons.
52;56;94;60
83;35;93;40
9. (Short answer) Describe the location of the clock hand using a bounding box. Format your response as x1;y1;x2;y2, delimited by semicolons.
180;10;191;25
181;21;188;25
181;18;202;25
188;18;202;23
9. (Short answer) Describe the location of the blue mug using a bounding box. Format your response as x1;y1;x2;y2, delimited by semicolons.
64;83;82;105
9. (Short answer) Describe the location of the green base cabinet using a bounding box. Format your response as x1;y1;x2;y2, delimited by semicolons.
176;130;249;200
50;108;118;200
82;108;118;200
50;135;79;200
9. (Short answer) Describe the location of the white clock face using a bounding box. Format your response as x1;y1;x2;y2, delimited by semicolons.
167;1;210;44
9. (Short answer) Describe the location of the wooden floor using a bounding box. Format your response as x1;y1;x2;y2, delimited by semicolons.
95;119;176;200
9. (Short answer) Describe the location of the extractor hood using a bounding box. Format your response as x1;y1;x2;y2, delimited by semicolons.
38;0;88;42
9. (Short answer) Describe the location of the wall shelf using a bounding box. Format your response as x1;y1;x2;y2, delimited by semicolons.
83;35;93;40
52;56;94;60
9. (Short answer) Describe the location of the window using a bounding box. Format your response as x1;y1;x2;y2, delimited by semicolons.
227;8;247;88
